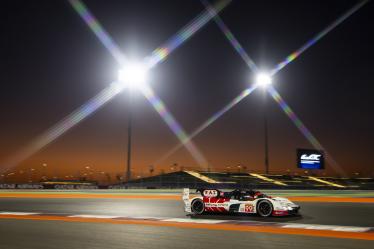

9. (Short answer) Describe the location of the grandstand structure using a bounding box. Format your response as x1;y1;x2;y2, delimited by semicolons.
122;170;374;190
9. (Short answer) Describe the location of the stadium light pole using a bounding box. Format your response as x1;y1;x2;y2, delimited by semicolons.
126;90;133;182
118;62;148;182
255;73;273;175
263;90;269;175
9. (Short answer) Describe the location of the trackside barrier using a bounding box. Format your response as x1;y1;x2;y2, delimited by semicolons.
0;183;99;189
0;184;16;189
0;184;43;189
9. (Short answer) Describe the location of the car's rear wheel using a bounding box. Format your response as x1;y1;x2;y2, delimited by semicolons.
257;200;273;217
191;199;205;214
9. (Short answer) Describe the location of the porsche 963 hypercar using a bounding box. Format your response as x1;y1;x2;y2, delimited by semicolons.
183;188;300;217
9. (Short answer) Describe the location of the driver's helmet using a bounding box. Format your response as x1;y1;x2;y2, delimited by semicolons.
240;190;256;200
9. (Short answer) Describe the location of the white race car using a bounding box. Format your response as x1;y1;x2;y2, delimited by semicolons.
183;188;300;217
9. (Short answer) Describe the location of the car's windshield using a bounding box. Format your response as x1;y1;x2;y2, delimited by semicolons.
234;190;268;200
254;193;268;199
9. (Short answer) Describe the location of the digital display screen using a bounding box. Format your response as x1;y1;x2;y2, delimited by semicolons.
297;149;324;169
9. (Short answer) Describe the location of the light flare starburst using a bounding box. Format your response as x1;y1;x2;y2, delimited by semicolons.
2;0;368;175
267;85;345;176
201;0;258;72
1;82;122;173
270;0;369;76
155;86;257;164
141;85;209;167
146;0;231;68
2;0;232;171
68;0;127;65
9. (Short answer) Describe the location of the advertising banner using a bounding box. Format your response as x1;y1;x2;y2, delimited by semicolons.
297;149;324;169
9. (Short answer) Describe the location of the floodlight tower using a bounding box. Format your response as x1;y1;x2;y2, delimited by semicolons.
255;72;273;175
118;62;148;182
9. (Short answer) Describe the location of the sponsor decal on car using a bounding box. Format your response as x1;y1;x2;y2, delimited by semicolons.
203;197;229;212
203;189;218;197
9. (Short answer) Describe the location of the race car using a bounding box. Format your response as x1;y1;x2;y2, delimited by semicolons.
183;188;300;217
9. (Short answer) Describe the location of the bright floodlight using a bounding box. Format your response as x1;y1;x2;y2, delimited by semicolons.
118;62;148;89
256;73;272;87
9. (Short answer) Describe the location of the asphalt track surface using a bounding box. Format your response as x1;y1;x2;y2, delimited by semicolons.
0;198;374;227
0;194;373;249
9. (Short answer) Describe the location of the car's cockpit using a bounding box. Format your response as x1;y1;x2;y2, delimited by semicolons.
226;189;268;201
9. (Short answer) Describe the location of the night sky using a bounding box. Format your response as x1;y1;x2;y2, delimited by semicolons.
1;0;373;179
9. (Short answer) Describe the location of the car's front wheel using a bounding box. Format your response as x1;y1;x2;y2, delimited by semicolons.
191;199;205;214
257;200;273;217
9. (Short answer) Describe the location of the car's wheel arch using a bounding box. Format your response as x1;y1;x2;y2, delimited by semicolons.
256;199;274;217
190;197;205;214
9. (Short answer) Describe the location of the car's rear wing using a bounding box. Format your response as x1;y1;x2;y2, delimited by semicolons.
182;188;190;202
182;188;191;213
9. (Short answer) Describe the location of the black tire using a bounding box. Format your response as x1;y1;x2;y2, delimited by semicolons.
191;199;205;214
257;200;273;217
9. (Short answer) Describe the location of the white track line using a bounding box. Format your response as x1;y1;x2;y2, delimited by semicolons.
0;212;40;215
162;218;227;224
68;214;121;219
281;223;370;232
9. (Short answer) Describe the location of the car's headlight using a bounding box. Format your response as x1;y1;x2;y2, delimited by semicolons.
279;202;288;207
277;202;288;210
